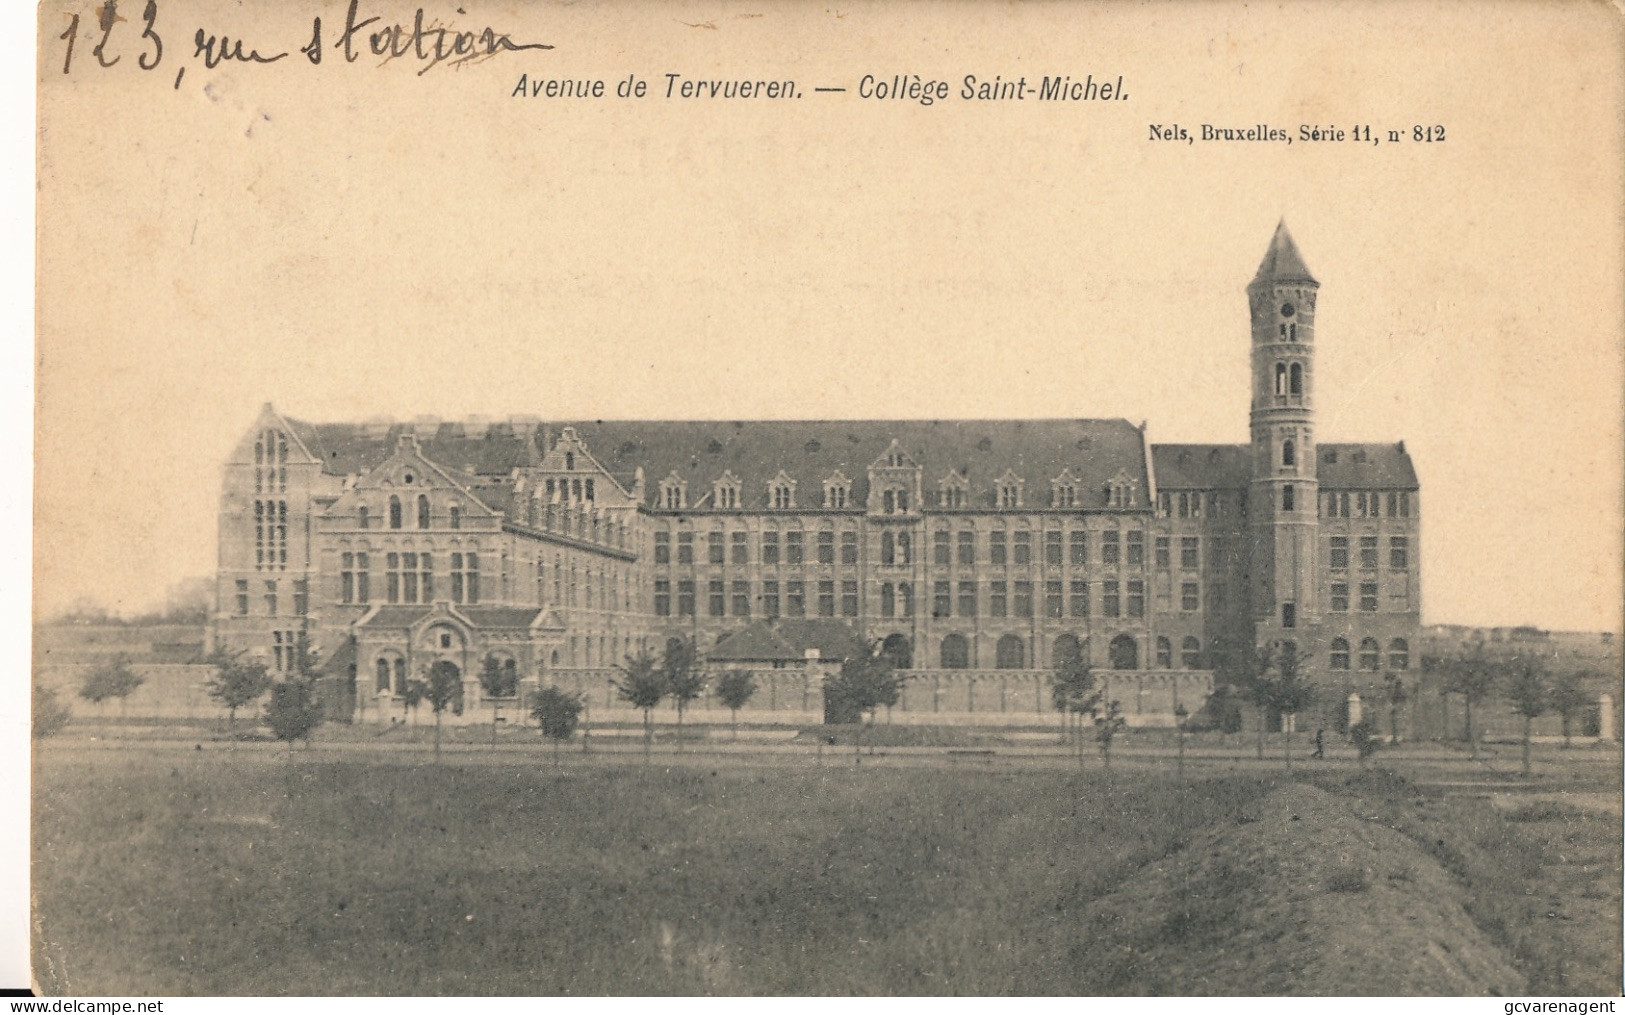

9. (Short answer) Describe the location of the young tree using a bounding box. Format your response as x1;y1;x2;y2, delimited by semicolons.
1549;672;1591;749
1349;717;1382;767
715;670;758;740
530;685;584;767
1050;652;1101;766
264;678;323;752
823;644;904;761
1238;647;1278;761
615;650;667;761
1442;646;1498;759
204;649;272;727
402;678;427;726
422;662;465;761
662;638;707;751
1266;647;1316;771
477;654;519;748
1506;660;1550;778
1095;700;1127;772
78;658;145;717
1383;672;1409;744
33;682;71;739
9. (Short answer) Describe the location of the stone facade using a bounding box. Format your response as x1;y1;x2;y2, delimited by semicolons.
211;225;1422;725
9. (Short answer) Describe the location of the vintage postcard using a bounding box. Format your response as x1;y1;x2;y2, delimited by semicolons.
29;0;1625;999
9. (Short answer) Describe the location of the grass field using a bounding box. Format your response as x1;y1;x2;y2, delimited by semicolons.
31;743;1622;995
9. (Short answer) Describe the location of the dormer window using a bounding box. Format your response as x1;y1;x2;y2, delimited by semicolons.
388;495;403;529
417;494;431;529
714;471;742;510
1051;469;1079;509
995;470;1023;510
938;470;969;509
769;471;797;510
358;505;370;530
1106;472;1137;509
824;471;851;509
565;452;575;471
659;472;687;511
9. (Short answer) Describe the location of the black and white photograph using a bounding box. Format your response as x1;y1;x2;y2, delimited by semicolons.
26;0;1625;999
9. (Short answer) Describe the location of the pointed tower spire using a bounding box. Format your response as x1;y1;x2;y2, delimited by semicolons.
1253;219;1317;285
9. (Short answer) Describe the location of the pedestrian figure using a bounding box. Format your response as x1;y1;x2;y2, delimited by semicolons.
1312;728;1325;759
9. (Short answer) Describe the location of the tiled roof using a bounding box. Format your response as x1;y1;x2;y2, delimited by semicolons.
356;606;432;629
709;619;867;663
575;419;1150;510
1152;444;1250;489
1317;443;1418;489
458;607;545;630
281;417;1150;512
1253;221;1317;285
708;622;796;661
285;418;545;478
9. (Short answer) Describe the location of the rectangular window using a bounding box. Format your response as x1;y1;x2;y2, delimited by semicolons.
818;531;835;565
958;530;976;565
1399;492;1411;517
990;531;1007;565
990;580;1008;617
357;554;370;604
678;579;696;617
1070;580;1089;617
1386;492;1398;517
707;531;725;565
708;579;725;617
934;530;951;566
263;580;279;616
786;531;804;565
841;580;858;617
1045;530;1063;566
1126;531;1144;567
787;580;805;617
1389;536;1409;570
654;579;671;617
762;580;780;619
403;552;419;604
677;531;694;565
841;531;858;565
1282;602;1296;628
1013;531;1032;565
732;580;750;617
1102;531;1120;566
1330;536;1349;570
818;580;835;617
1331;581;1349;612
1154;536;1170;569
1127;579;1144;618
293;579;309;616
1360;581;1378;612
1014;580;1033;618
1282;485;1295;512
1070;530;1087;566
762;531;779;565
419;555;433;604
950;581;970;617
1360;536;1379;570
1103;579;1120;617
654;531;671;565
933;580;952;619
1181;581;1199;612
235;579;249;615
731;530;749;565
1181;536;1199;571
1046;580;1063;618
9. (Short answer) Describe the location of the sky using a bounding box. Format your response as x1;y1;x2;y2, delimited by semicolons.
31;0;1625;634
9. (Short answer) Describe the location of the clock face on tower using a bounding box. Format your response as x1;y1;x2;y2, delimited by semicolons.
1280;302;1296;318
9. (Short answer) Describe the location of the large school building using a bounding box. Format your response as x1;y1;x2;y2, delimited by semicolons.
211;224;1421;726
